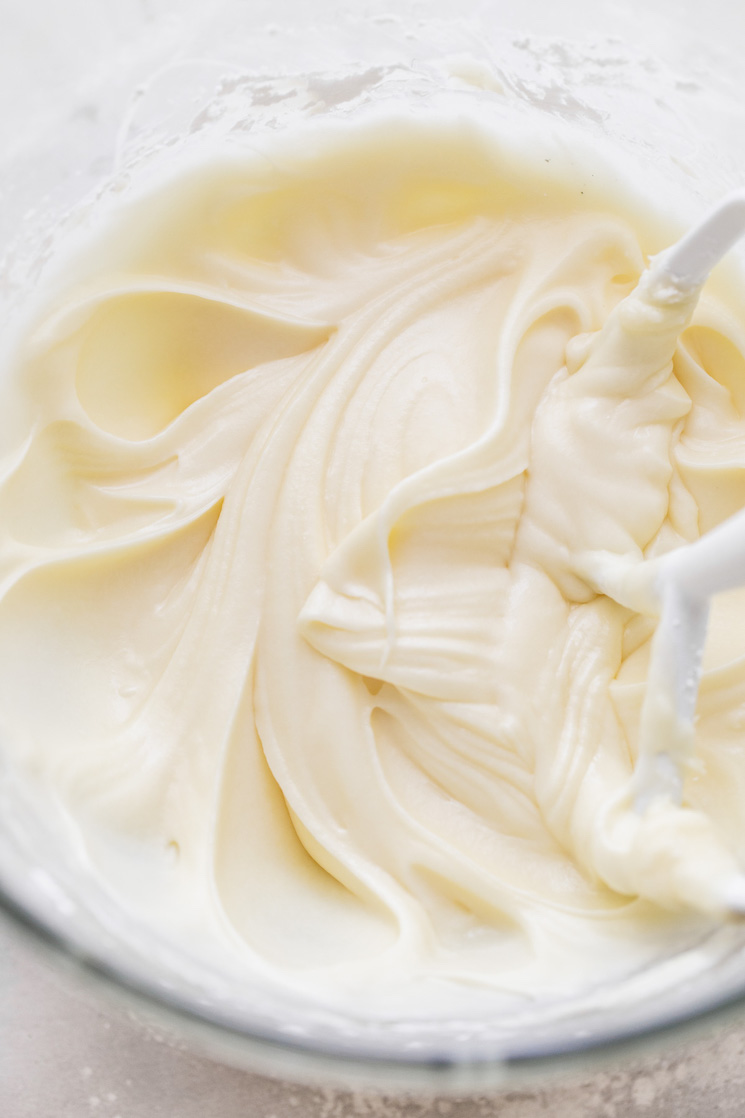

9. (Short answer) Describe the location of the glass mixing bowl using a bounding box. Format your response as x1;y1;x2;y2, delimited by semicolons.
3;0;745;1093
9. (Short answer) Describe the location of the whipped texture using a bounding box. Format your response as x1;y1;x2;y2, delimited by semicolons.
3;113;745;1017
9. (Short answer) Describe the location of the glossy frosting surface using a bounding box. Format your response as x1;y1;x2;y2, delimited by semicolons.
4;117;745;1014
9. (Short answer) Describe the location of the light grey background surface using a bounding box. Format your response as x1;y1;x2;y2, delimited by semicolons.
2;919;745;1118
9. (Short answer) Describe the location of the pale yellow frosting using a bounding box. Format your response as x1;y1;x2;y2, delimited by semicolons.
3;116;745;1014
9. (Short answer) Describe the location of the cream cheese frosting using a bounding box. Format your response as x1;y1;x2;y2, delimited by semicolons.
3;114;745;1015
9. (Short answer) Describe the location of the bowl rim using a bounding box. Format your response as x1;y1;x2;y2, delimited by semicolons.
1;868;743;1093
